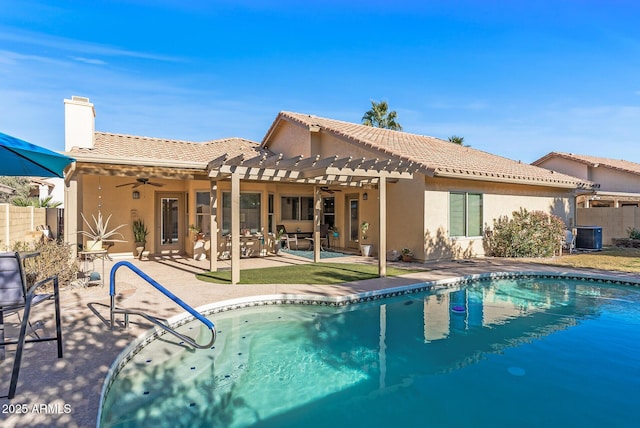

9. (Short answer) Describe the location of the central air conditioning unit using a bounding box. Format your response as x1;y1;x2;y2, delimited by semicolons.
575;226;602;250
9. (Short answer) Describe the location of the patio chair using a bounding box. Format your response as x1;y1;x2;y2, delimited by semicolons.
562;229;576;254
276;225;299;250
0;251;63;399
305;224;330;251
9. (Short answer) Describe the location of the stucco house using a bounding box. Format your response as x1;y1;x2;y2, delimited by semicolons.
533;152;640;245
63;96;589;282
532;152;640;208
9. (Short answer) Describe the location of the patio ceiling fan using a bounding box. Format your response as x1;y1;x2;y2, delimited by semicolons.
116;177;164;188
320;186;342;194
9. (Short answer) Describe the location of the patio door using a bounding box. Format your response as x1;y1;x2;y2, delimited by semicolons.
156;192;185;254
346;194;359;249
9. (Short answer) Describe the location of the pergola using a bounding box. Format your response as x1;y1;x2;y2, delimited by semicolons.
206;152;419;284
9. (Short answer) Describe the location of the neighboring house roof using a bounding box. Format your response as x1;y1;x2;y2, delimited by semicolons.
68;132;265;167
266;112;590;188
533;152;640;177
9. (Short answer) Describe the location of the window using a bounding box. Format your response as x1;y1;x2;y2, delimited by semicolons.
222;192;261;234
323;197;335;228
195;191;211;236
280;196;314;221
268;194;274;233
449;192;483;237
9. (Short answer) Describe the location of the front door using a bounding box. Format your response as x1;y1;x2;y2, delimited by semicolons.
346;194;359;249
156;193;185;254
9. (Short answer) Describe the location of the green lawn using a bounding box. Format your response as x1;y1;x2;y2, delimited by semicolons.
532;247;640;272
196;262;421;285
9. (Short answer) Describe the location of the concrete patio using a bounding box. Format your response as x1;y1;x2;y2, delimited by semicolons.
0;253;632;427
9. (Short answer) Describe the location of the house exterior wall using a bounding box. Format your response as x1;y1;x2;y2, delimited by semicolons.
265;121;311;157
77;174;192;256
536;158;589;180
312;130;378;159
421;177;575;260
589;167;640;193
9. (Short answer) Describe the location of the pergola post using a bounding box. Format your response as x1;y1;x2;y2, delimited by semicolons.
378;176;387;277
209;179;218;272
231;172;240;284
64;174;79;259
313;185;321;262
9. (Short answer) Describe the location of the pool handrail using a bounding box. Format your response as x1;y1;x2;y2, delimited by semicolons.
109;261;216;349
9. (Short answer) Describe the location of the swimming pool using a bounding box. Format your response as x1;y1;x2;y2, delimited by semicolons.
99;273;640;427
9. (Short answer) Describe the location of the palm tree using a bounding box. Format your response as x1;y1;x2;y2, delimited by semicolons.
362;100;402;130
448;135;465;145
12;195;62;208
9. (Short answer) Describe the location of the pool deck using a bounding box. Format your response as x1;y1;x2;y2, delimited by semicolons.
1;254;637;427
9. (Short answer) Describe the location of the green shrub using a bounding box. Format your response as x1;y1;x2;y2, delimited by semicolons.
628;227;640;240
485;208;564;257
10;240;79;288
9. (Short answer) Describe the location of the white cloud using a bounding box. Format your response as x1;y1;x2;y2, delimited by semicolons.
71;57;108;66
0;27;182;63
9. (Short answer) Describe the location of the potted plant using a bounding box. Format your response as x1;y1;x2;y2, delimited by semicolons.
275;226;286;254
79;212;127;251
189;224;204;242
360;221;373;257
132;219;149;259
189;224;207;260
401;247;413;262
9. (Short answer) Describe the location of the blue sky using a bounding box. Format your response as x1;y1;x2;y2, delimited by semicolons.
1;0;639;163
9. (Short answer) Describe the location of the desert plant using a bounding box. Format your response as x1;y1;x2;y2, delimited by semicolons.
11;240;79;288
132;219;149;243
360;221;369;240
79;212;127;243
628;227;640;240
485;208;564;257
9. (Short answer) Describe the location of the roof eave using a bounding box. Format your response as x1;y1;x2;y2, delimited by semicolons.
433;170;582;189
66;152;207;170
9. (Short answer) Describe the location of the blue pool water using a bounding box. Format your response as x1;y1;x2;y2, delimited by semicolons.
100;278;640;427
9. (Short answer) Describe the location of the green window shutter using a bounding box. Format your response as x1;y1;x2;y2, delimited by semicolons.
449;192;466;236
467;194;483;237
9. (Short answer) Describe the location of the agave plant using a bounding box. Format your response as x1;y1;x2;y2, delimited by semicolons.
79;212;127;242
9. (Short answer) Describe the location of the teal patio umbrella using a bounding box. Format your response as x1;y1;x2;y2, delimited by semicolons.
0;132;74;178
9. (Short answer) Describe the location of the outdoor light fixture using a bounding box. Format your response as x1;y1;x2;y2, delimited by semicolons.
363;192;368;200
132;190;140;199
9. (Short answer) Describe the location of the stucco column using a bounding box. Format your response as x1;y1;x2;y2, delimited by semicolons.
378;177;387;277
231;172;240;284
313;185;321;262
209;179;218;272
64;175;79;259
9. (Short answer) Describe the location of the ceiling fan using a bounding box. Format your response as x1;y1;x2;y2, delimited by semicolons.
116;178;164;188
320;186;342;194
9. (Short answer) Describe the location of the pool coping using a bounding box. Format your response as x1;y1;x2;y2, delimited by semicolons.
96;270;640;425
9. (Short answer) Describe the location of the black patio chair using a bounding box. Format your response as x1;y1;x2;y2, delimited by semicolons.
0;251;63;399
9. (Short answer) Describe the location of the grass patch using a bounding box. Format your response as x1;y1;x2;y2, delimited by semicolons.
533;247;640;272
196;262;421;285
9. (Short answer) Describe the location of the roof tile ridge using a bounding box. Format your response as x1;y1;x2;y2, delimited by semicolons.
95;131;203;145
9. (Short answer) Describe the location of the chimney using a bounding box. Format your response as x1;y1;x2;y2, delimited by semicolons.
64;96;95;151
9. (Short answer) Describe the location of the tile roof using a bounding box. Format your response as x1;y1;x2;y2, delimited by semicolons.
532;152;640;177
69;132;264;165
270;112;589;188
